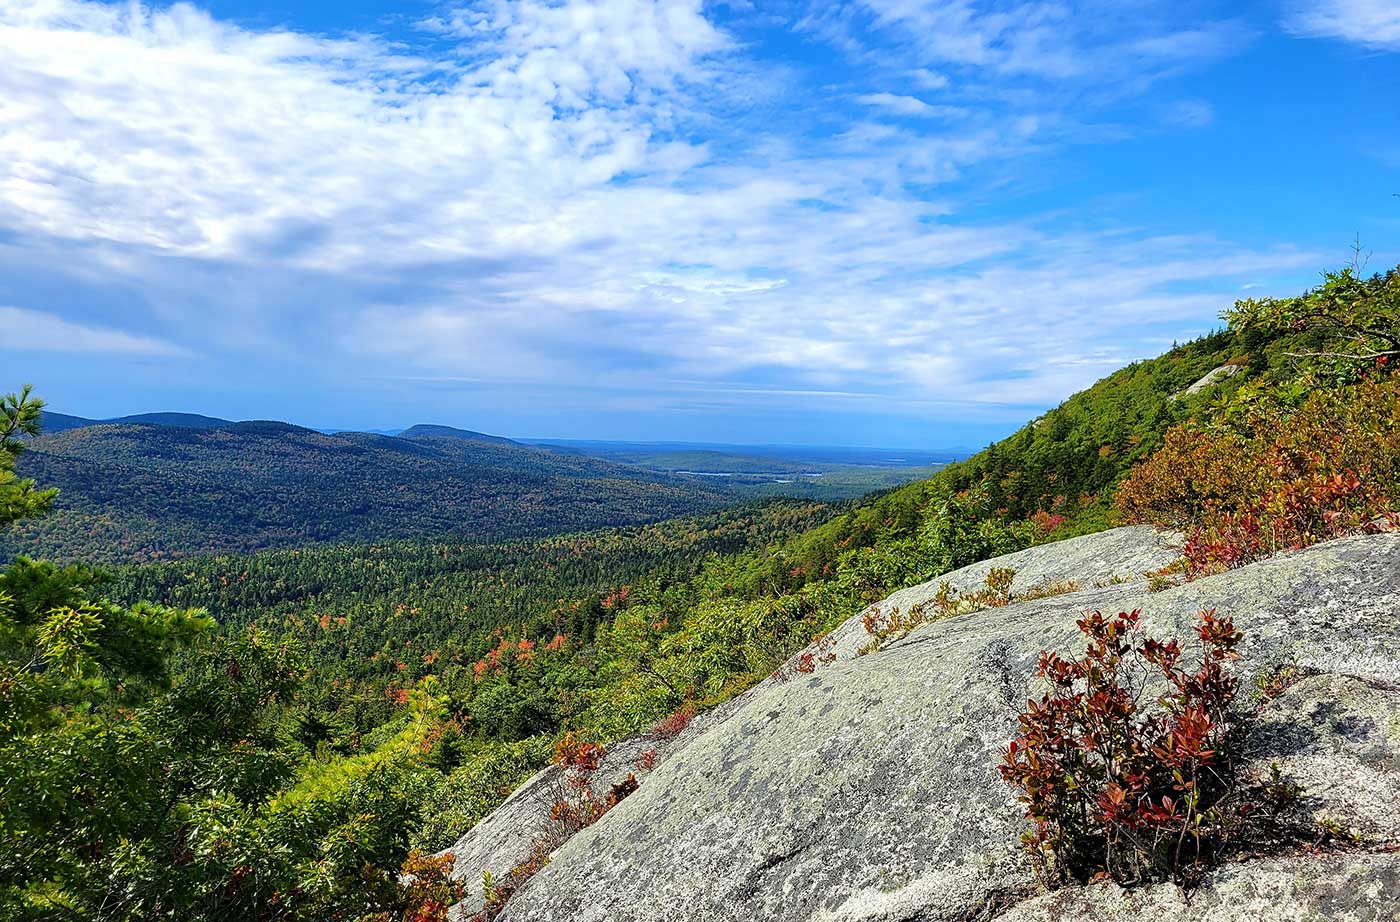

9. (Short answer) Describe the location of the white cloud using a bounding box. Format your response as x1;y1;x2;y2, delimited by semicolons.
1287;0;1400;49
909;68;949;90
0;0;1316;421
0;0;725;263
0;306;184;355
426;0;728;103
840;1;1246;86
856;92;964;118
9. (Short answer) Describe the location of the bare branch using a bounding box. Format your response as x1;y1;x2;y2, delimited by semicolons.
1283;349;1400;361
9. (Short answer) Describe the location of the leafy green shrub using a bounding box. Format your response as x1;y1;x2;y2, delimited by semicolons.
1225;265;1399;370
1000;609;1246;885
412;735;554;852
919;485;1039;576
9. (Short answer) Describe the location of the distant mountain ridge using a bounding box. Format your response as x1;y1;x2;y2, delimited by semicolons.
40;411;516;443
39;410;237;433
5;420;739;562
12;411;953;562
399;424;520;446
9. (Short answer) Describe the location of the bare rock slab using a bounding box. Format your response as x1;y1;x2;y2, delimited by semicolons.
477;531;1400;922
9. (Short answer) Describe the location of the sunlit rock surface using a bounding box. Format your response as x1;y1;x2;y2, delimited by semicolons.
445;528;1400;921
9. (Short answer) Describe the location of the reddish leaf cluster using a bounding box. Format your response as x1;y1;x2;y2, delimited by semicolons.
1118;376;1400;576
374;851;464;922
553;733;606;773
634;748;658;772
600;585;632;610
1030;509;1067;534
771;634;838;681
649;702;697;738
856;604;923;654
474;734;641;921
472;635;543;679
548;733;640;834
1000;609;1244;885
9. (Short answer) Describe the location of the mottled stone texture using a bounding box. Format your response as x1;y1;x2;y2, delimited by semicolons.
449;528;1400;922
442;698;745;916
814;524;1183;665
998;854;1400;922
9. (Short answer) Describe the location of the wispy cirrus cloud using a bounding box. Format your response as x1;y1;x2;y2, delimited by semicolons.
805;0;1248;85
0;0;1363;438
855;92;965;119
0;306;184;355
1286;0;1400;49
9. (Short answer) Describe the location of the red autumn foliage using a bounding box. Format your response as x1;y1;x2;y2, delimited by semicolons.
770;633;838;681
649;702;697;739
600;585;632;610
548;734;636;832
473;634;557;679
1000;609;1245;885
1117;375;1400;576
474;733;641;921
553;732;606;773
371;850;463;922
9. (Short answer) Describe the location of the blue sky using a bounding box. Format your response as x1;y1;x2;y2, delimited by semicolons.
0;0;1397;448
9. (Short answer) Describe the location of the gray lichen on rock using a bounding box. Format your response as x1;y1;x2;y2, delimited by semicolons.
1170;363;1245;401
1249;673;1400;841
997;853;1400;921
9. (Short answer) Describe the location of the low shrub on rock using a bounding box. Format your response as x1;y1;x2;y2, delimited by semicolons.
370;851;465;922
859;568;1083;655
472;734;640;921
1000;608;1246;885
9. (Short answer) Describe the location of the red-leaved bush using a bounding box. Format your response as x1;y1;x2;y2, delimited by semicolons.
368;851;464;922
1117;376;1400;576
649;702;697;738
1000;608;1245;885
473;734;640;921
546;734;637;835
771;633;838;680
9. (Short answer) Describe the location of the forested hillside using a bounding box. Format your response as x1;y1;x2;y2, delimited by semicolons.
3;266;1396;921
3;421;744;561
106;501;836;745
4;419;942;562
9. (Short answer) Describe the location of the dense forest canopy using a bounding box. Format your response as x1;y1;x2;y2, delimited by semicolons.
2;422;743;561
3;419;941;563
